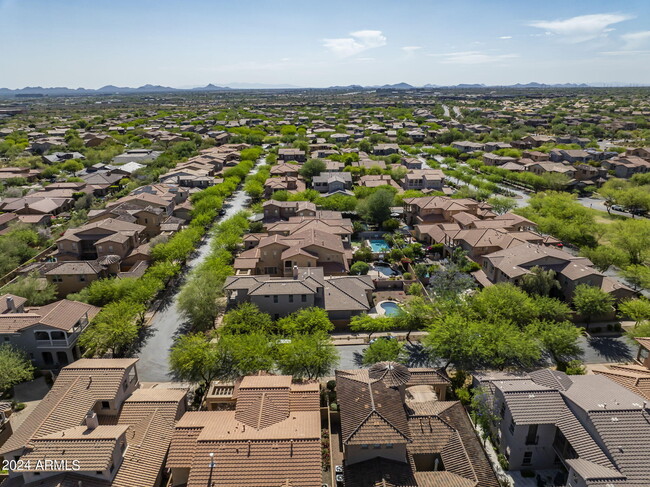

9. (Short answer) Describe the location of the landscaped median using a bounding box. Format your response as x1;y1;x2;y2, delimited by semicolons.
74;159;256;358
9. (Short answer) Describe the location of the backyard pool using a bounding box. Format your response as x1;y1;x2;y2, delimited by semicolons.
368;239;390;252
379;301;401;317
373;263;399;277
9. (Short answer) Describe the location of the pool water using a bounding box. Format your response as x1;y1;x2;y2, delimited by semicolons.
369;239;390;252
374;264;398;277
380;301;401;316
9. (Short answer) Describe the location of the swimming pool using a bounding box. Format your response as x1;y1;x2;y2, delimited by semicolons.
379;301;401;317
374;264;398;277
369;239;390;252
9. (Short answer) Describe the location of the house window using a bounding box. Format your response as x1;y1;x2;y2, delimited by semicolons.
101;401;110;410
79;275;86;282
373;444;381;449
273;295;278;303
361;444;369;449
301;294;307;302
500;402;506;418
289;295;294;303
522;451;533;466
509;419;515;435
52;275;63;283
386;443;393;449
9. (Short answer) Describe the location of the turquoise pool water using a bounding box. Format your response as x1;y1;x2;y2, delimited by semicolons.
369;239;390;252
380;301;401;316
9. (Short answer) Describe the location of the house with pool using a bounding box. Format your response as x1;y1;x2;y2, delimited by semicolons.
223;266;374;327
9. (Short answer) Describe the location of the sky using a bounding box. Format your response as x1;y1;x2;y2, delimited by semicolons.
2;0;650;88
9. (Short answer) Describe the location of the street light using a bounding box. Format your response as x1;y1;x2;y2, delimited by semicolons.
209;452;215;468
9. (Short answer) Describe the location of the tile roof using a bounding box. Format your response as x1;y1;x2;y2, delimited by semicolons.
0;359;137;456
167;374;321;487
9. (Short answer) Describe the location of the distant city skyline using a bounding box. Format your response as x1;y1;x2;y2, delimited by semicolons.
2;0;650;89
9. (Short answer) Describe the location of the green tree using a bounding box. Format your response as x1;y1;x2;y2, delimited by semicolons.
471;283;537;327
581;245;628;273
620;265;650;291
299;159;326;182
526;320;582;364
356;189;394;224
0;345;35;395
520;266;560;297
78;300;143;357
220;332;275;376
169;333;234;385
608;219;650;266
350;261;370;275
220;302;275;335
362;338;405;365
3;272;57;306
275;333;339;379
394;296;433;341
277;307;334;336
619;298;650;327
487;196;517;215
349;315;395;340
531;296;572;322
572;284;614;324
427;263;475;300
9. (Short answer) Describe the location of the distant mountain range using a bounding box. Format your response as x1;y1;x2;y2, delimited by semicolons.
0;81;644;96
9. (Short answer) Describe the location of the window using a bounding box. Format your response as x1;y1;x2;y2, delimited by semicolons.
123;380;128;391
373;444;381;449
289;295;294;303
386;443;393;449
500;402;506;418
52;275;63;283
273;295;278;303
35;331;49;341
101;401;110;410
79;275;86;282
361;444;369;449
509;419;515;435
301;294;307;302
522;451;533;466
96;471;103;475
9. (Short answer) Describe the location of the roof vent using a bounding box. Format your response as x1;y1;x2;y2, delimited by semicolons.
611;417;619;422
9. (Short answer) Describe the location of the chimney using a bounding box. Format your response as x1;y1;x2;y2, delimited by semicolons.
6;296;15;313
292;265;299;280
85;411;99;430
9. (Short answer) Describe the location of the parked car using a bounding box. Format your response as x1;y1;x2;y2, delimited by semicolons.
611;204;624;211
369;335;396;344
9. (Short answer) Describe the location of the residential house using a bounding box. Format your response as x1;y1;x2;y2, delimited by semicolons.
337;362;499;487
602;156;650;179
475;370;650;487
591;337;650;400
373;143;399;156
312;171;352;193
402;169;445;192
0;295;99;368
479;243;635;301
112;149;162;165
263;176;306;198
404;196;494;226
452;141;485;153
166;374;321;487
525;161;577;178
232;228;350;276
483;153;517;166
0;358;186;487
262;200;317;221
269;162;300;178
358;174;402;190
56;218;145;262
224;266;373;323
277;148;306;163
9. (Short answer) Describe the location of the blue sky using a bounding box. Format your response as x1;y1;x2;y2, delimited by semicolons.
2;0;650;88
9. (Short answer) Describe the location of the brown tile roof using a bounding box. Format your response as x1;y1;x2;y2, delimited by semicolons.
167;374;321;487
0;359;137;456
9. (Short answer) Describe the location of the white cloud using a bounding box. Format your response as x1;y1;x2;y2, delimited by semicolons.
431;51;519;65
528;13;633;43
499;36;512;40
621;30;650;49
323;30;387;57
401;46;422;52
